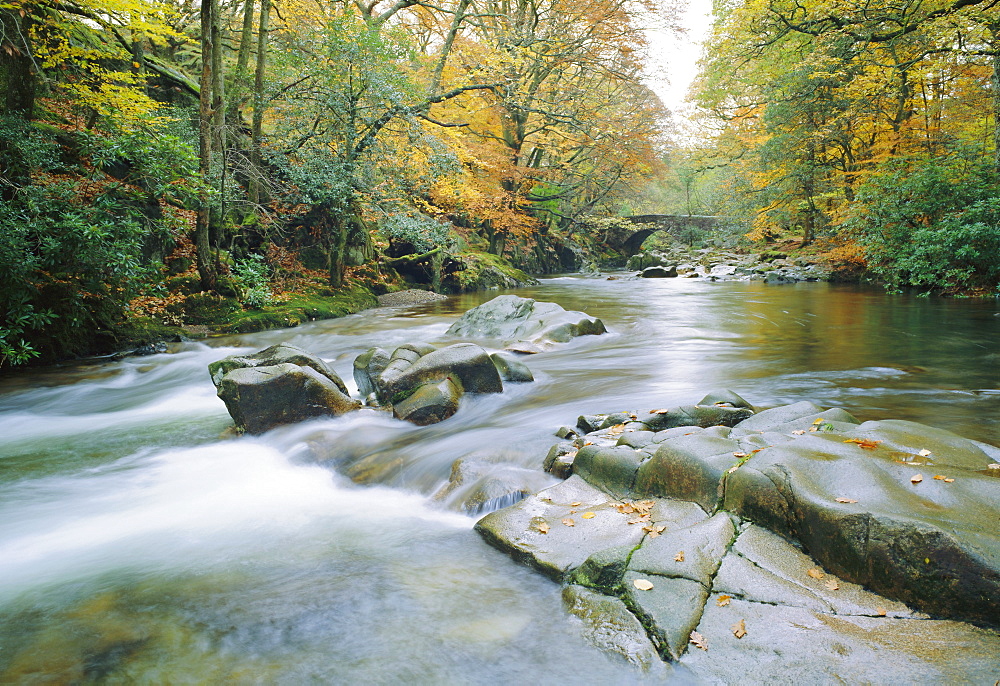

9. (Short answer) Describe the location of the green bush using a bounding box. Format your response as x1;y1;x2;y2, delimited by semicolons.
846;151;1000;293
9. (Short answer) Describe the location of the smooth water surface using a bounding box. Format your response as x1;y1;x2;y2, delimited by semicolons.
1;277;997;682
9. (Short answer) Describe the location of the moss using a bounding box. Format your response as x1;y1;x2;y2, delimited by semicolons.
218;282;377;334
448;251;536;292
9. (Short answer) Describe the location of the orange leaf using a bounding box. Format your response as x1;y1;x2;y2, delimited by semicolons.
807;568;825;580
562;518;575;527
674;551;685;562
716;595;732;607
690;631;708;651
536;521;550;534
825;578;839;591
731;618;747;639
845;439;881;450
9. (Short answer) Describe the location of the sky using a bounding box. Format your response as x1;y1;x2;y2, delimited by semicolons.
644;4;715;125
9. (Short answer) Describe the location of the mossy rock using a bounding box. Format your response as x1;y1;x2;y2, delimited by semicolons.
169;293;240;325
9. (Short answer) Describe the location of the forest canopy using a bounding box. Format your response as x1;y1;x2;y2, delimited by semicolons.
1;0;998;367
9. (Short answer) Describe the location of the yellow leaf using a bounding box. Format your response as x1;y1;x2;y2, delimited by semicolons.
674;551;685;562
807;568;825;580
633;578;654;591
911;474;923;484
581;511;596;519
536;521;550;534
876;607;887;616
716;595;732;607
835;497;858;504
689;631;708;651
813;418;825;425
825;578;839;591
571;502;582;507
651;409;670;414
562;518;575;527
933;475;946;481
731;618;747;639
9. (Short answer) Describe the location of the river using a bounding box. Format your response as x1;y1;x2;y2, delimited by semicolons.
1;277;997;682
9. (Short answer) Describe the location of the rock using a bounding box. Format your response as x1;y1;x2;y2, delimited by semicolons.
562;585;668;675
433;456;551;515
216;363;361;433
380;343;503;402
628;513;736;587
633;432;743;512
639;265;677;278
209;343;348;393
353;347;390;398
475;475;652;580
623;573;708;660
724;430;1000;628
697;390;755;411
446;295;606;347
489;352;535;383
635;404;753;431
683;597;1000;683
392;377;462;426
573;445;645;497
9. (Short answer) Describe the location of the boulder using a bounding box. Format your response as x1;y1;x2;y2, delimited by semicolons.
353;346;390;398
724;429;1000;628
489;352;535;383
216;363;361;433
639;265;678;278
433;455;552;515
392;378;462;426
446;295;606;347
209;343;348;394
380;343;503;401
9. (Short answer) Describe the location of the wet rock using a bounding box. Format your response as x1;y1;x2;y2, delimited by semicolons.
634;404;753;431
697;389;755;411
573;445;645;497
562;585;667;675
392;378;462;426
489;352;535;383
724;430;1000;628
475;475;648;580
216;363;361;433
628;513;736;587
639;265;677;278
353;346;390;398
433;456;552;515
634;432;743;512
380;343;503;401
446;294;606;347
209;343;348;393
623;572;708;660
684;597;1000;683
842;419;996;471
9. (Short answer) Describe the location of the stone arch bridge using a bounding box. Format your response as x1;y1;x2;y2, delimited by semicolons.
599;215;723;257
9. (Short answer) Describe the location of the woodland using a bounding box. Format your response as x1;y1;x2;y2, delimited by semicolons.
1;0;999;367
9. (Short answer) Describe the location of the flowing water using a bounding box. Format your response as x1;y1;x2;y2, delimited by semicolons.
1;277;998;683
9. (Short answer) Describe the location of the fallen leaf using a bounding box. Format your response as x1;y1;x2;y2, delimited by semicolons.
792;429;807;435
807;568;825;580
989;464;1000;470
651;409;670;414
813;417;825;425
674;551;685;562
808;426;818;432
835;497;858;504
569;509;578;514
581;511;596;520
845;439;881;450
536;521;550;534
570;502;582;507
933;475;947;481
716;595;732;607
944;478;955;483
825;578;840;591
633;578;654;591
731;618;747;639
607;424;626;435
732;452;749;458
726;465;739;474
911;474;923;484
877;607;887;616
918;448;932;457
690;631;708;651
562;518;575;527
635;500;655;512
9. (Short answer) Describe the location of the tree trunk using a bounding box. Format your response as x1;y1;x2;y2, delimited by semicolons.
992;29;1000;174
196;0;218;291
249;0;270;205
0;5;35;116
